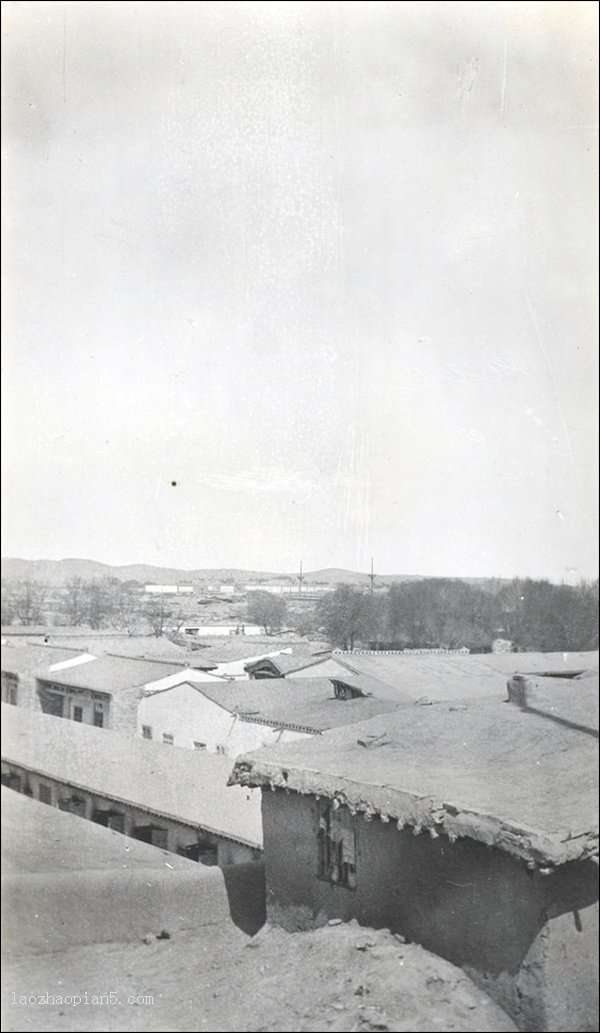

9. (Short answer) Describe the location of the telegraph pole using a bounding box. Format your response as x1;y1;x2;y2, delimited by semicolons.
368;557;376;594
298;560;305;595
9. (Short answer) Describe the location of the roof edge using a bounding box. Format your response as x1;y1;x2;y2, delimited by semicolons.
230;756;598;868
2;757;263;851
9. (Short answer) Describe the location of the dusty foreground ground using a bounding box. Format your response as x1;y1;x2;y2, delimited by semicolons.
3;922;516;1033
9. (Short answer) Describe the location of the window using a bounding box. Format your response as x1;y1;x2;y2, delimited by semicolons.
73;706;83;722
39;784;52;805
93;702;104;728
318;802;357;889
142;725;153;739
194;741;207;751
163;733;174;745
1;673;18;705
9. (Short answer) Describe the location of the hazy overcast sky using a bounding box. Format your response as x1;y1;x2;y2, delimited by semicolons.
2;1;598;579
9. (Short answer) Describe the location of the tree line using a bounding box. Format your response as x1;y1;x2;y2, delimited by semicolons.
1;577;173;637
2;575;598;653
313;578;599;653
242;577;599;653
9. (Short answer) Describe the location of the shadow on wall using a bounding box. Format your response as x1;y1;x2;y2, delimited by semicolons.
361;829;600;978
222;860;266;936
262;790;599;977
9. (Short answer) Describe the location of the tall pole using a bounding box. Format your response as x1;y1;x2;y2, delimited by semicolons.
298;560;305;595
369;557;376;594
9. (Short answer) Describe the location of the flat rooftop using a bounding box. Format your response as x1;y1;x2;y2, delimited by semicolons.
1;643;91;674
2;705;262;848
1;787;198;874
328;650;599;702
27;634;217;663
35;654;192;692
150;677;399;733
232;674;599;866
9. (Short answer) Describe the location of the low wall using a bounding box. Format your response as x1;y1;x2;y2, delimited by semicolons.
2;865;231;956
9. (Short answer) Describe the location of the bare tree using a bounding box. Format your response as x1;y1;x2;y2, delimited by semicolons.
1;580;17;625
7;579;48;626
111;580;144;635
84;578;113;630
246;592;287;635
59;577;89;625
143;594;173;637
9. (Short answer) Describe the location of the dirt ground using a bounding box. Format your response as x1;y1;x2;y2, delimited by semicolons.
2;921;517;1033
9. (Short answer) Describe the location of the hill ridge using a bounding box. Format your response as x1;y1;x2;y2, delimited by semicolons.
1;557;508;587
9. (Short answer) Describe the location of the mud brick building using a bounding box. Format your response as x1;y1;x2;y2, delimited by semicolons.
232;671;599;1032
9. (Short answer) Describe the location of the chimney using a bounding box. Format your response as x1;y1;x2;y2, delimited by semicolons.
507;674;530;708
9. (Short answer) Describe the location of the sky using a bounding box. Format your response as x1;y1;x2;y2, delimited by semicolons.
1;1;598;580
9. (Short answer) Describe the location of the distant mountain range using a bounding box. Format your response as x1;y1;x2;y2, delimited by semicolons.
0;557;507;588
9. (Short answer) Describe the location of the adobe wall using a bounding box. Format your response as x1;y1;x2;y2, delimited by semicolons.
2;866;231;955
514;865;599;1033
262;789;598;1032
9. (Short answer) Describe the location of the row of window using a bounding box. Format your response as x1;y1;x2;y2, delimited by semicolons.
141;725;225;753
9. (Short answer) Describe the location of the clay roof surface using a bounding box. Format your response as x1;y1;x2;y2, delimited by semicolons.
232;674;599;866
2;705;262;848
1;787;199;874
26;634;207;658
194;639;329;664
328;650;599;702
1;643;90;674
194;641;293;663
147;678;398;733
35;655;190;692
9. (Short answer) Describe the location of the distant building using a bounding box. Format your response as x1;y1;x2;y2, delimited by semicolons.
176;622;263;637
492;638;514;653
243;583;294;595
144;584;194;595
243;584;331;596
232;673;599;1033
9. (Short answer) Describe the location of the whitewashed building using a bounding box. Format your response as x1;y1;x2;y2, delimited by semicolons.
137;677;397;756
